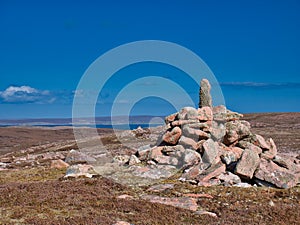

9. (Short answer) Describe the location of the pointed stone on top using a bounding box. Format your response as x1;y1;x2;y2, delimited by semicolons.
199;79;212;108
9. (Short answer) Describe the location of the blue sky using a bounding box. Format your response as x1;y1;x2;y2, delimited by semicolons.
0;0;299;119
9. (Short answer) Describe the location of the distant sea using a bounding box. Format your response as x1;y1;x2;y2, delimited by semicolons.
0;123;163;130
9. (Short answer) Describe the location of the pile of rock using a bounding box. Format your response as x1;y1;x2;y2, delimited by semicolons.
131;79;300;188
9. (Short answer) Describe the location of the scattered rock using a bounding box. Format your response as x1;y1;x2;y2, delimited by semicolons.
50;159;69;169
142;195;198;211
65;149;96;165
64;164;99;178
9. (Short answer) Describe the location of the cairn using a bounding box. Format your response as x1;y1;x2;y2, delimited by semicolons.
132;79;300;188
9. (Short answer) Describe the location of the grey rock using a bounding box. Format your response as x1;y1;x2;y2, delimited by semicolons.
65;149;97;165
65;164;99;178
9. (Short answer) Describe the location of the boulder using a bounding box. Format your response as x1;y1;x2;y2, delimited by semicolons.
65;149;96;165
234;149;260;179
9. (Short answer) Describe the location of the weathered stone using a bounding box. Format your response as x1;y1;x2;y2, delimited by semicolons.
198;161;226;182
223;121;251;145
199;78;212;108
217;171;241;185
64;164;99;178
254;159;298;188
233;182;253;188
198;178;221;187
221;149;241;165
202;139;220;165
210;121;226;141
183;193;214;199
178;107;198;120
132;165;177;180
234;149;260;179
238;141;262;154
50;159;69;169
65;149;96;165
162;126;182;145
128;155;141;165
142;195;198;211
182;126;209;141
181;163;208;181
254;134;270;150
261;138;277;159
178;136;199;150
213;105;243;122
212;105;227;121
197;106;213;121
117;194;134;199
183;149;202;168
165;112;178;124
272;155;295;170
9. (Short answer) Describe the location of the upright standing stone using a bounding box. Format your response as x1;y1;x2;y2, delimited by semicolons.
199;79;212;108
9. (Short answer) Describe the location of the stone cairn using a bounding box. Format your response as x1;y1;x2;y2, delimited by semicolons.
132;79;300;188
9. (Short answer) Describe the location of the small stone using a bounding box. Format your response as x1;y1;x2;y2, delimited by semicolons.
233;182;253;188
50;159;69;169
113;221;131;225
117;194;134;199
162;127;182;145
234;149;260;179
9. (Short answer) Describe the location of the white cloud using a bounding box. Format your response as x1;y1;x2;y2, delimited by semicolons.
0;85;54;103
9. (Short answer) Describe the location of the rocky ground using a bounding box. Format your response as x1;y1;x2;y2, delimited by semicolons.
0;112;300;225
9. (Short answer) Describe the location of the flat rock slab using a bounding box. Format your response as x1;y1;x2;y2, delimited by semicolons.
254;159;298;188
142;195;198;211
